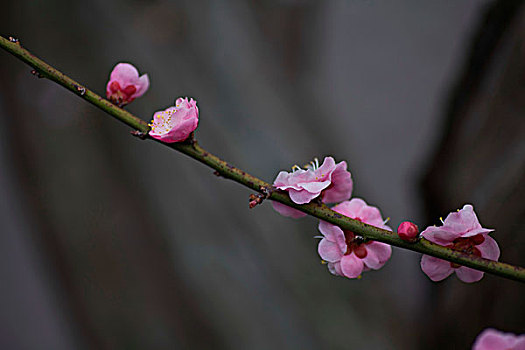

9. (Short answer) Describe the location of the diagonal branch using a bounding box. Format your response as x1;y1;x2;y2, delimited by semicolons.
1;35;523;283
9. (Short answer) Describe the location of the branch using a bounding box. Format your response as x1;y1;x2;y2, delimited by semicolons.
1;35;523;283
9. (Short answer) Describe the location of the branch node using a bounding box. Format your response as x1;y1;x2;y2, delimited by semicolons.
75;85;86;96
30;69;43;78
248;193;265;209
8;36;19;44
259;185;274;199
130;130;148;139
248;186;275;209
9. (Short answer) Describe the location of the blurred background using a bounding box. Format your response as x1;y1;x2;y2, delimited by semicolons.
1;0;524;349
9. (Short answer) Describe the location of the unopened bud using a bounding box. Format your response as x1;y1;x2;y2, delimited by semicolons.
397;221;419;242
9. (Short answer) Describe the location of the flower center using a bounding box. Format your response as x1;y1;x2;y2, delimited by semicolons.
448;234;484;268
149;109;175;135
343;217;368;259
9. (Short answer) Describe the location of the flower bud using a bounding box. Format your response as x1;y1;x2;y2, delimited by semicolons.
106;63;149;106
397;221;419;242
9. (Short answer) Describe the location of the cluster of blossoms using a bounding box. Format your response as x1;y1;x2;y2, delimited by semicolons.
106;63;199;143
271;158;501;282
271;157;391;278
106;62;501;284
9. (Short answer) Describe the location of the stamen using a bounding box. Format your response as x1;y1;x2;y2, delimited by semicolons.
384;217;390;224
291;165;302;172
440;217;444;224
314;157;319;169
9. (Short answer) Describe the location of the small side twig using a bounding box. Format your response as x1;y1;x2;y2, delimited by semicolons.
130;130;148;139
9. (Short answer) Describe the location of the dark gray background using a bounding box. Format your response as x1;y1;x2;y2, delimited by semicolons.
1;1;523;349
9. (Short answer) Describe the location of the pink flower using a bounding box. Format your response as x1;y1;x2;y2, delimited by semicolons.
420;204;500;283
397;221;419;242
106;63;149;106
271;157;353;218
317;198;392;279
149;97;199;143
472;328;525;350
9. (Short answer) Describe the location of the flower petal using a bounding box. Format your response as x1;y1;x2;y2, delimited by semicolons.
476;235;500;261
340;254;364;278
442;204;489;236
421;226;459;245
461;227;494;238
313;156;336;181
473;328;525;350
288;188;319;204
362;242;392;270
271;201;306;218
110;63;140;84
358;205;385;228
322;161;353;204
455;266;484;283
318;238;343;263
333;198;367;217
420;255;454;282
318;221;347;252
134;74;150;98
327;262;343;276
297;180;331;194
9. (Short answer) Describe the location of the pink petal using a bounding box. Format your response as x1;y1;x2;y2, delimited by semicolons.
472;328;525;350
322;161;353;203
340;254;364;278
274;169;314;190
443;204;483;234
318;221;347;252
273;171;302;190
420;255;454;282
362;242;392;270
133;74;150;98
318;238;343;263
327;262;343;276
358;205;385;228
333;198;367;217
455;266;484;283
421;226;460;245
288;188;319;204
271;201;306;218
110;63;140;84
313;156;336;181
297;179;331;194
476;235;500;261
461;227;494;238
334;198;388;228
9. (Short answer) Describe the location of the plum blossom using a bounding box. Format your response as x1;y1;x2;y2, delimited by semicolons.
472;328;525;350
149;97;199;143
420;204;500;283
271;157;353;218
317;198;392;279
397;221;419;242
106;63;149;106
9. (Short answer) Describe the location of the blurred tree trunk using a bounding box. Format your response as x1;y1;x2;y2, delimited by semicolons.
420;1;525;348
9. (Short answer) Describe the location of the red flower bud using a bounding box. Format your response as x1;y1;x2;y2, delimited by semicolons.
397;221;419;242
